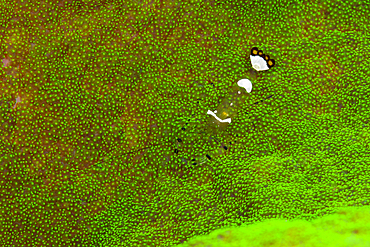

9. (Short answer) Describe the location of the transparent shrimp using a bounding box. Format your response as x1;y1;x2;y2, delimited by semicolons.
207;79;253;124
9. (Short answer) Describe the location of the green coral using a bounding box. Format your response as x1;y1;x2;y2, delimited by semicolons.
176;205;370;247
0;0;370;246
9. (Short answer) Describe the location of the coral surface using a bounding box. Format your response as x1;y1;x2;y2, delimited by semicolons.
0;0;369;246
176;205;370;247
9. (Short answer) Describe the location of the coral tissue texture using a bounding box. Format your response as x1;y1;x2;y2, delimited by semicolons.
0;0;369;246
177;205;370;247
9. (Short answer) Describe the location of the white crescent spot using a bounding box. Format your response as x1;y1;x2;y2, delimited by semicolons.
237;79;253;93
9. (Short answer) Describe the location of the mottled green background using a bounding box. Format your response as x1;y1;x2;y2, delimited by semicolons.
0;0;369;246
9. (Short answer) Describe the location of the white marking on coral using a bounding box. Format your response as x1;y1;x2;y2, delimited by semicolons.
237;79;253;93
250;55;269;71
207;110;231;123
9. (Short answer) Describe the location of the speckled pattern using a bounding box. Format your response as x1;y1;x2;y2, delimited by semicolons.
0;0;369;246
